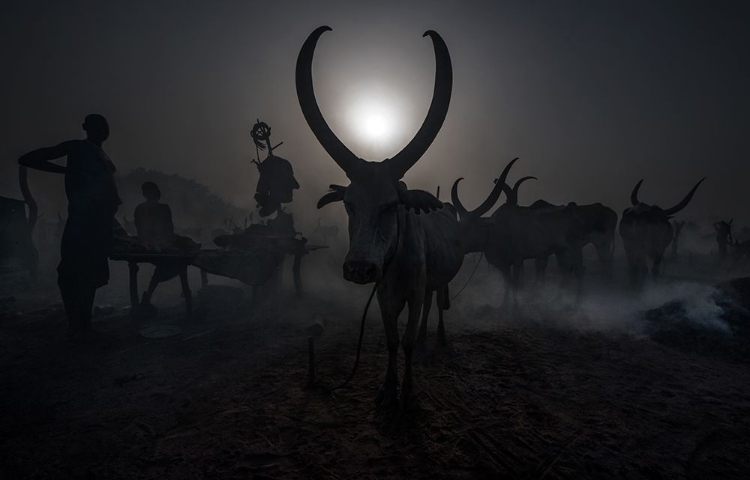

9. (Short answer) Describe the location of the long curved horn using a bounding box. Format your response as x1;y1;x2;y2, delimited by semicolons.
472;157;519;217
450;178;468;218
386;30;452;180
506;176;537;206
19;166;37;231
630;179;643;206
663;178;705;216
296;26;360;177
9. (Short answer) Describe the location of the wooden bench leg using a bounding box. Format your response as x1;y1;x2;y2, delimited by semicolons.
200;268;208;288
128;262;139;310
293;253;304;298
179;266;192;322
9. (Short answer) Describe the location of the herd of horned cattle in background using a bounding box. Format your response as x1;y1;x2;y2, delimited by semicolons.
296;26;723;406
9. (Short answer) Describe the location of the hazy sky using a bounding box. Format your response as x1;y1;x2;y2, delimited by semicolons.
2;0;748;227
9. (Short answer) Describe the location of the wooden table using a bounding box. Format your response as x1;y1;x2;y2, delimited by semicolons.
109;253;200;321
110;245;327;319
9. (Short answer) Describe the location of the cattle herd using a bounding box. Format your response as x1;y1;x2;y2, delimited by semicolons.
295;26;724;407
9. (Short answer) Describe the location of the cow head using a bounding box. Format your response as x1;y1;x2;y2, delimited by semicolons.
297;26;451;284
450;158;523;252
628;178;706;220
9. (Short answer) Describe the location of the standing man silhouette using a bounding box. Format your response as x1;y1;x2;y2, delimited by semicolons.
19;114;121;338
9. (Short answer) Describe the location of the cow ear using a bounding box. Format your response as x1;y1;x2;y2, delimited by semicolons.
317;184;347;209
398;188;444;214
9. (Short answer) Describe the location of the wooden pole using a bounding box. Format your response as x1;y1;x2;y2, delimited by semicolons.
307;336;315;387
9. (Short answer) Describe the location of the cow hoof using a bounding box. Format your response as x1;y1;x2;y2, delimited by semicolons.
375;384;398;409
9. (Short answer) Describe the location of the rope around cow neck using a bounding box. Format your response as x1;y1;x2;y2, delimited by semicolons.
451;252;484;301
325;211;402;392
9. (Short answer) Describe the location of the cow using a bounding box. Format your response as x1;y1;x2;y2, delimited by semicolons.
298;26;463;408
452;159;588;309
527;200;617;279
620;178;705;289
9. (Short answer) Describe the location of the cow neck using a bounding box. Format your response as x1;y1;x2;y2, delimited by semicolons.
381;206;404;277
480;217;492;253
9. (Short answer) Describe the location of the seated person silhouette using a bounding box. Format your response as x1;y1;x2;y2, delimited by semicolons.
134;182;193;318
135;182;174;248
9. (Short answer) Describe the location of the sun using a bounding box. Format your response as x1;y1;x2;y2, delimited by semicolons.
361;111;388;139
348;95;399;147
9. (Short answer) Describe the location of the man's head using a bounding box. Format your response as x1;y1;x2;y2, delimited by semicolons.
82;114;109;143
142;182;161;202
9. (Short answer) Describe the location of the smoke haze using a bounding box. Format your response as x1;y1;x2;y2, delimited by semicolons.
2;0;749;232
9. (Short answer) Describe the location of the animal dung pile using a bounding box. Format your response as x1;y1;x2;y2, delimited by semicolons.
645;277;750;361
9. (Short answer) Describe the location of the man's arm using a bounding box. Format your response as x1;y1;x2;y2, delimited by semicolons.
18;141;78;174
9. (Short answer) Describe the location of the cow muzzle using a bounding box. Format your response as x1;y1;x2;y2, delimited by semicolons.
343;260;380;285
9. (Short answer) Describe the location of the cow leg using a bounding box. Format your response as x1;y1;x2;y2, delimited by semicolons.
416;290;433;348
596;241;614;278
401;293;423;410
652;253;664;282
511;259;524;311
376;293;403;409
535;257;548;285
570;249;585;304
516;260;525;290
436;285;448;347
179;265;192;323
624;248;642;290
552;252;568;300
500;264;513;311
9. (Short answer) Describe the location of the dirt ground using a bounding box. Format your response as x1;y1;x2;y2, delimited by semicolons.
2;254;750;479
